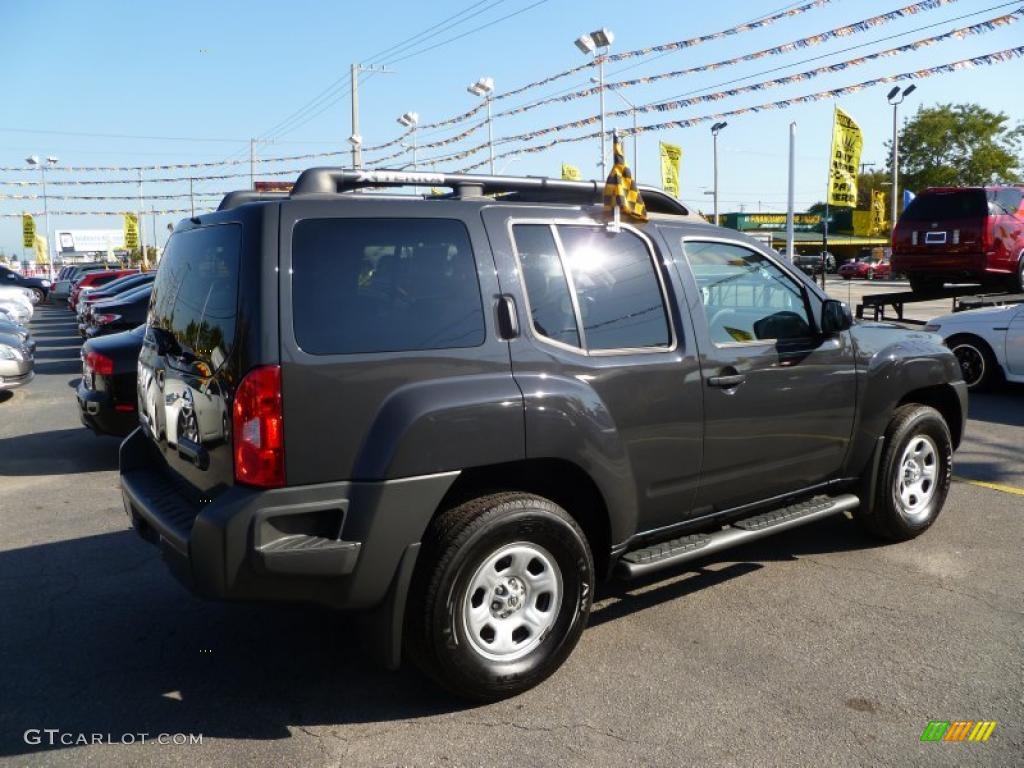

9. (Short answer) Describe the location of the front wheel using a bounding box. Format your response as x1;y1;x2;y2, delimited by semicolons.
29;287;45;305
405;492;594;702
855;404;952;542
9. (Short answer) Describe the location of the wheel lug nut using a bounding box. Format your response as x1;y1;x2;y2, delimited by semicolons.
491;601;501;611
495;585;507;595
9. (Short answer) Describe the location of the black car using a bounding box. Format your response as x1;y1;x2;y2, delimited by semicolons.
121;169;967;701
793;251;836;275
0;265;50;304
85;284;152;338
78;325;144;436
80;271;155;308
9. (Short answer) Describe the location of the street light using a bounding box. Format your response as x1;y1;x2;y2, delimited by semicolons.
468;77;496;175
710;122;728;226
575;27;614;179
26;155;58;277
397;111;420;170
887;84;917;230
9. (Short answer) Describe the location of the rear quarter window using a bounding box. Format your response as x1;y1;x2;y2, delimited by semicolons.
290;218;485;355
901;191;987;221
148;224;242;369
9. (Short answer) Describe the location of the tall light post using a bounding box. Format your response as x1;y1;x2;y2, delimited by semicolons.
26;155;57;277
592;78;638;179
397;111;420;170
468;77;496;175
887;84;917;229
575;28;614;179
710;122;728;226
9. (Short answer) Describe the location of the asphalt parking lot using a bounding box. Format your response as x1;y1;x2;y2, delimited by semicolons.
1;303;1022;767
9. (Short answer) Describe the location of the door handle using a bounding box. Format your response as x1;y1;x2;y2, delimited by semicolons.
708;372;746;388
495;294;520;340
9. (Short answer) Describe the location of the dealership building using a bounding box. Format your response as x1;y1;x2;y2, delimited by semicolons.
719;211;890;261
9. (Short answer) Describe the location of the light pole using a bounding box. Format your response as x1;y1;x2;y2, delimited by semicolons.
592;78;638;179
397;111;420;170
468;77;496;175
710;122;728;226
575;28;614;179
887;84;917;229
26;155;57;277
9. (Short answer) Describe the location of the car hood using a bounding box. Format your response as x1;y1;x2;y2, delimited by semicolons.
927;304;1019;328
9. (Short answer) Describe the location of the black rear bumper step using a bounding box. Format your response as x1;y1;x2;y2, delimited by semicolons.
254;534;361;576
618;494;859;579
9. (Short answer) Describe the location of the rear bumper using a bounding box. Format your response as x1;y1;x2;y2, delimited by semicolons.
119;428;458;610
77;382;137;436
891;251;998;278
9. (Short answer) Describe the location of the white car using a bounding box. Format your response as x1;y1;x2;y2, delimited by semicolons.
925;302;1024;389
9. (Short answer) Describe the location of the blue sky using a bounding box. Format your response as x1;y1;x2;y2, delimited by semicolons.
2;0;1023;257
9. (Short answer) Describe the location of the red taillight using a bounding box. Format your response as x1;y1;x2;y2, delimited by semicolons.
233;365;284;488
83;350;114;376
94;313;120;325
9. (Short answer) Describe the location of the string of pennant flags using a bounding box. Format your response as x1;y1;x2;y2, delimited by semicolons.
0;0;841;174
457;45;1024;172
0;167;305;188
390;15;1022;171
488;0;1009;121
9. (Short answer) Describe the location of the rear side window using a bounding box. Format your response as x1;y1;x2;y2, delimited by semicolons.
512;224;580;348
149;224;241;369
291;218;485;355
901;191;987;221
994;188;1023;215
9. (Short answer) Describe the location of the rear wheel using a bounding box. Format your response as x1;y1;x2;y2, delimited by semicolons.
855;404;952;542
946;334;1000;390
908;274;942;294
1011;254;1024;293
405;492;594;702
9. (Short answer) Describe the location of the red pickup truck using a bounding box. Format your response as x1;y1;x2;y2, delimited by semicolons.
891;186;1024;294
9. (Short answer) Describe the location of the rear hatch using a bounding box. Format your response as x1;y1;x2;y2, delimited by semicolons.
136;222;248;503
892;188;988;267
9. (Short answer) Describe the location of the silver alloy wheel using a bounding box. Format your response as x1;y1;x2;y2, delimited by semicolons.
29;288;44;305
462;541;563;662
951;343;985;388
895;434;939;523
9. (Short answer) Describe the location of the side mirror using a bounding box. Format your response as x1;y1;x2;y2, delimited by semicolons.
821;299;852;335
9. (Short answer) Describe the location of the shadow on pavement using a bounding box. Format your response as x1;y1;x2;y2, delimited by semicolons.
0;531;466;757
0;427;120;475
968;384;1024;428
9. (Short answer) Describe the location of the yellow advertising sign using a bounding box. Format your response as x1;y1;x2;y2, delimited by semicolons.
659;142;682;197
22;214;35;248
827;107;862;208
871;189;887;233
123;213;139;250
33;234;48;264
561;163;582;181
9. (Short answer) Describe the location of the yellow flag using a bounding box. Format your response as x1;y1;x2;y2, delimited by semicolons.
827;107;862;208
603;131;647;222
22;214;35;248
871;189;887;233
659;142;682;197
561;163;582;181
33;234;48;264
124;213;139;249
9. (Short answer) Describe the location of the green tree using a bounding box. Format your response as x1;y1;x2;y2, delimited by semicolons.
889;103;1024;191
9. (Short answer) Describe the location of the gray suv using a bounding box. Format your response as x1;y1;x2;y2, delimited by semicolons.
120;169;967;701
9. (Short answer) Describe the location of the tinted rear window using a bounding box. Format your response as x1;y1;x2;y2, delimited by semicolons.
901;191;986;221
148;224;241;369
291;218;485;355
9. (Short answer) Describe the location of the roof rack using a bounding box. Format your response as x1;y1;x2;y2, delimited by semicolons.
216;168;694;217
290;168;694;216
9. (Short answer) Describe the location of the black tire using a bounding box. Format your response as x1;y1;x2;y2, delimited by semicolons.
908;274;942;294
946;334;1000;391
29;287;45;305
1011;254;1024;293
855;404;952;542
405;492;594;702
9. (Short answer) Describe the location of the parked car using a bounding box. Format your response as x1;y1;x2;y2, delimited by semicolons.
51;263;106;301
0;287;34;326
69;269;138;311
925;302;1024;390
120;169;967;702
892;186;1024;294
0;265;50;304
0;318;34;354
83;284;152;338
77;325;144;436
77;272;156;331
838;258;892;281
794;251;836;275
0;331;34;391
